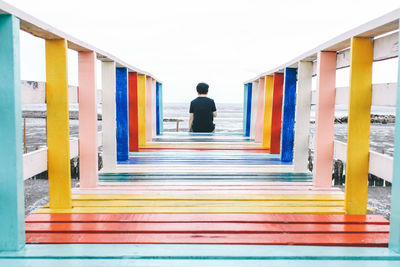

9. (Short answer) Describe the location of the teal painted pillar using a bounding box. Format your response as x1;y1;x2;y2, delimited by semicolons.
389;19;400;252
159;83;164;134
0;15;25;251
243;84;248;136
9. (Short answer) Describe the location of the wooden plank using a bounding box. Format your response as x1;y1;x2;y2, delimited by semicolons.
138;74;147;147
116;67;129;161
281;68;297;162
78;51;98;188
313;52;336;187
294;61;313;172
128;72;139;152
158;83;164;134
35;206;346;214
243;84;248;136
262;75;274;148
101;61;117;171
45;38;72;209
250;80;259;139
0;14;25;250
336;83;397;106
389;22;400;252
151;78;157;137
344;37;373;215
145;76;153;142
25;222;389;234
245;83;252;137
25;232;387;246
156;82;161;135
270;73;284;154
254;77;265;143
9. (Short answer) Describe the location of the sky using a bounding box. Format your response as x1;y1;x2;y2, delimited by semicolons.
10;0;400;103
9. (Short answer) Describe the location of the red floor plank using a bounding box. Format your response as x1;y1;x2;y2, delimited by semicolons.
25;222;390;233
25;214;389;224
25;232;389;246
138;148;270;153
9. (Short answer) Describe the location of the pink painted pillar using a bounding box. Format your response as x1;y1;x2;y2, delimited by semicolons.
145;76;153;142
78;51;98;188
313;52;337;187
255;77;265;143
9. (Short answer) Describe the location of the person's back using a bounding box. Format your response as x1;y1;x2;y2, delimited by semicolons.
189;83;217;132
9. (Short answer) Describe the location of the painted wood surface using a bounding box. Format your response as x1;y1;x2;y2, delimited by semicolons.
101;61;117;171
254;77;265;143
344;37;373;215
250;80;259;139
281;68;297;162
128;72;139;152
313;52;336;187
158;83;164;134
270;73;284;154
243;84;248;136
262;75;274;148
151;78;157;137
146;76;153;142
0;14;25;251
156;82;160;135
116;68;129;162
294;61;313;172
137;74;147;147
78;51;98;188
389;22;400;252
245;83;252;137
45;38;72;209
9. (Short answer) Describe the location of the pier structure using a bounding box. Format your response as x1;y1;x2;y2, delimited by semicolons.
1;0;400;265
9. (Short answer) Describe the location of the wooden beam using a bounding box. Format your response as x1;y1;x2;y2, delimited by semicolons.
146;76;153;141
344;37;373;215
281;68;297;162
0;14;25;251
294;62;313;171
45;38;72;209
138;74;147;147
250;80;259;139
101;61;117;172
78;51;98;188
389;23;400;251
313;52;336;187
262;76;274;148
128;72;139;152
243;84;249;136
255;77;265;143
158;83;164;134
156;82;161;135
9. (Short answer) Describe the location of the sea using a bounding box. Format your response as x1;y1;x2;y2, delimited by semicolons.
22;103;395;156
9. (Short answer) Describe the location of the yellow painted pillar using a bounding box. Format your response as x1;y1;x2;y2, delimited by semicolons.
262;75;274;148
45;39;72;209
344;37;373;214
137;74;147;147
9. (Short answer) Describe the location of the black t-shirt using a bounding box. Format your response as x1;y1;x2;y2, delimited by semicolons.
189;97;216;132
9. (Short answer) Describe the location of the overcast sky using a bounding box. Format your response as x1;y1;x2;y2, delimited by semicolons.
10;0;400;103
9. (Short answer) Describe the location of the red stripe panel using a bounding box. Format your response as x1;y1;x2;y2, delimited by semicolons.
25;222;389;234
138;148;270;153
25;232;388;246
270;73;284;154
128;72;139;152
25;214;389;224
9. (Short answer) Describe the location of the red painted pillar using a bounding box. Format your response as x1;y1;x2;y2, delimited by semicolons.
128;72;139;152
270;73;284;154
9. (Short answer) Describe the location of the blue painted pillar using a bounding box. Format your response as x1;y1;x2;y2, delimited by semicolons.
245;83;252;137
116;67;129;162
243;84;248;136
159;83;164;134
0;15;25;251
389;20;400;252
156;82;160;135
281;68;297;162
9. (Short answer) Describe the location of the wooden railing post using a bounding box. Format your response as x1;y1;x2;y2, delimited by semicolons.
116;67;129;162
0;14;25;251
294;61;313;172
344;37;373;214
101;61;117;171
78;51;98;188
313;52;336;187
244;83;252;137
250;80;259;139
129;72;139;152
255;77;265;143
145;76;153;142
138;74;147;147
389;22;400;251
270;73;284;154
262;75;274;148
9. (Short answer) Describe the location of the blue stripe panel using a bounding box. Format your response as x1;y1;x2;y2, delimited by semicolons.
121;158;290;165
0;15;25;251
156;82;160;135
116;68;129;161
389;19;400;252
245;83;252;137
281;68;297;162
243;84;248;135
159;83;164;134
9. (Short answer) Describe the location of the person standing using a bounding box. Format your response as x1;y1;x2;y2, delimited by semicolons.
189;83;217;132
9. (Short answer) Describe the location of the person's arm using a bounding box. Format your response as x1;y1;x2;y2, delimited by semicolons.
189;113;194;131
212;100;217;118
213;111;217;117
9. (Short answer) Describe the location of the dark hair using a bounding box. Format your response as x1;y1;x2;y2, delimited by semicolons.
196;82;209;94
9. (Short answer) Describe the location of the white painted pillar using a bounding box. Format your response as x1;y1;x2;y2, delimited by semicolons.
250;80;259;139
